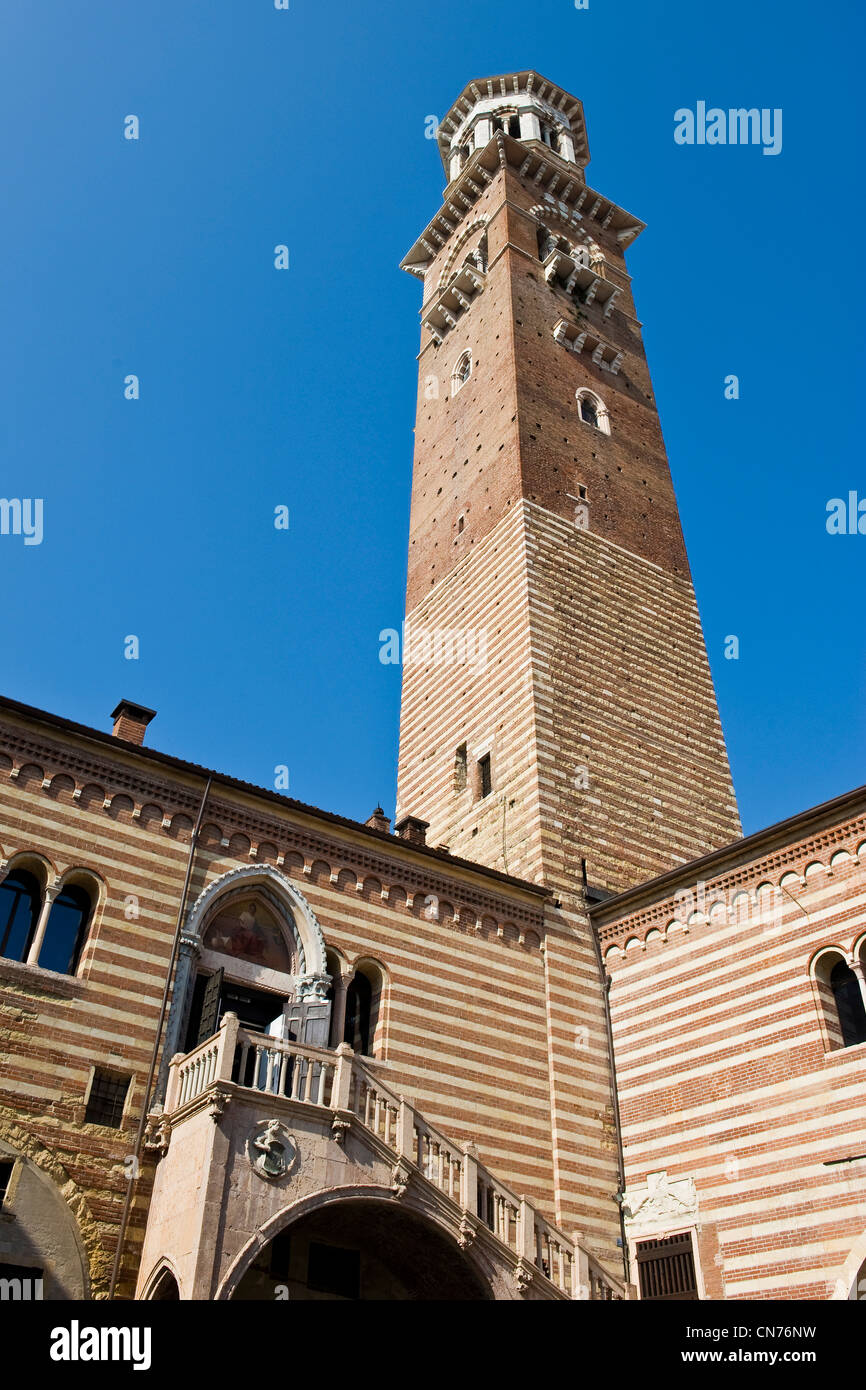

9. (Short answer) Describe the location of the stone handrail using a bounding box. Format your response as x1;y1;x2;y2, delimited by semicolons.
164;1015;625;1299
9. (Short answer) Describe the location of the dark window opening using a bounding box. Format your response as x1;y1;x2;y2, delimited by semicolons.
0;1160;14;1205
478;753;492;799
40;883;93;975
185;972;286;1051
831;961;866;1047
507;114;520;138
580;397;599;428
0;871;41;963
307;1242;360;1300
636;1233;698;1301
344;972;373;1055
85;1070;131;1128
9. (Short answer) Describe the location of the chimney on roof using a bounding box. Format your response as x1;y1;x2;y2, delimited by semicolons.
365;806;391;834
111;700;157;746
394;815;429;846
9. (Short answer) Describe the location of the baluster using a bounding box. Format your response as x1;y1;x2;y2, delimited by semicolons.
437;1145;444;1191
316;1062;328;1106
278;1050;289;1096
304;1060;315;1102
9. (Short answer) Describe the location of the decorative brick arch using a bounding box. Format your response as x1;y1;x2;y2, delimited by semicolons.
437;215;489;288
185;863;328;983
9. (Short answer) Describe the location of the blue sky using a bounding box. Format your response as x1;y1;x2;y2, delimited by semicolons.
0;0;862;841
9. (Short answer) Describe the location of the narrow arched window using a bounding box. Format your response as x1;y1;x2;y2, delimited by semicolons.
452;351;472;395
343;962;385;1057
576;388;611;436
41;883;93;976
344;972;373;1055
0;871;41;963
830;961;866;1047
537;224;553;261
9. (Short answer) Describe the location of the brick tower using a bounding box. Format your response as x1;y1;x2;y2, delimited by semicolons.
397;71;741;898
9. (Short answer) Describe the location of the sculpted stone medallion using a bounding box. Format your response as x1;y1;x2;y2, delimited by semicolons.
246;1118;297;1182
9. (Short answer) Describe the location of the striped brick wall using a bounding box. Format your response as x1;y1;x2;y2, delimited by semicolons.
597;801;866;1299
0;702;585;1293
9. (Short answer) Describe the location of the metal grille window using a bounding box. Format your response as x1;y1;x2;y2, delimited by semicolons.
636;1233;698;1301
478;753;492;799
84;1070;131;1128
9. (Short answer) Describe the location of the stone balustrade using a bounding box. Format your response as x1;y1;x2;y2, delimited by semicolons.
164;1013;625;1301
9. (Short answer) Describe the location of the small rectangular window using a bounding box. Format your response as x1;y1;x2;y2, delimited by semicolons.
636;1233;698;1301
0;1160;14;1205
478;753;492;799
84;1070;131;1128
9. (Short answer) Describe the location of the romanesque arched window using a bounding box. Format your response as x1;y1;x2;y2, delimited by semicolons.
343;961;386;1057
576;387;611;436
813;948;866;1049
830;960;866;1047
40;881;94;975
0;870;41;962
452;351;472;395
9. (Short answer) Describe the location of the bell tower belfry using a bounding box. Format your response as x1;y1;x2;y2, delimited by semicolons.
396;70;741;897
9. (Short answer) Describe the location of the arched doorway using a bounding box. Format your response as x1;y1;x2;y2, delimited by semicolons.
231;1199;491;1300
146;1267;180;1301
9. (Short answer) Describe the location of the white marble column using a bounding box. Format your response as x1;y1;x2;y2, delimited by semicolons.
519;110;542;142
26;882;60;967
